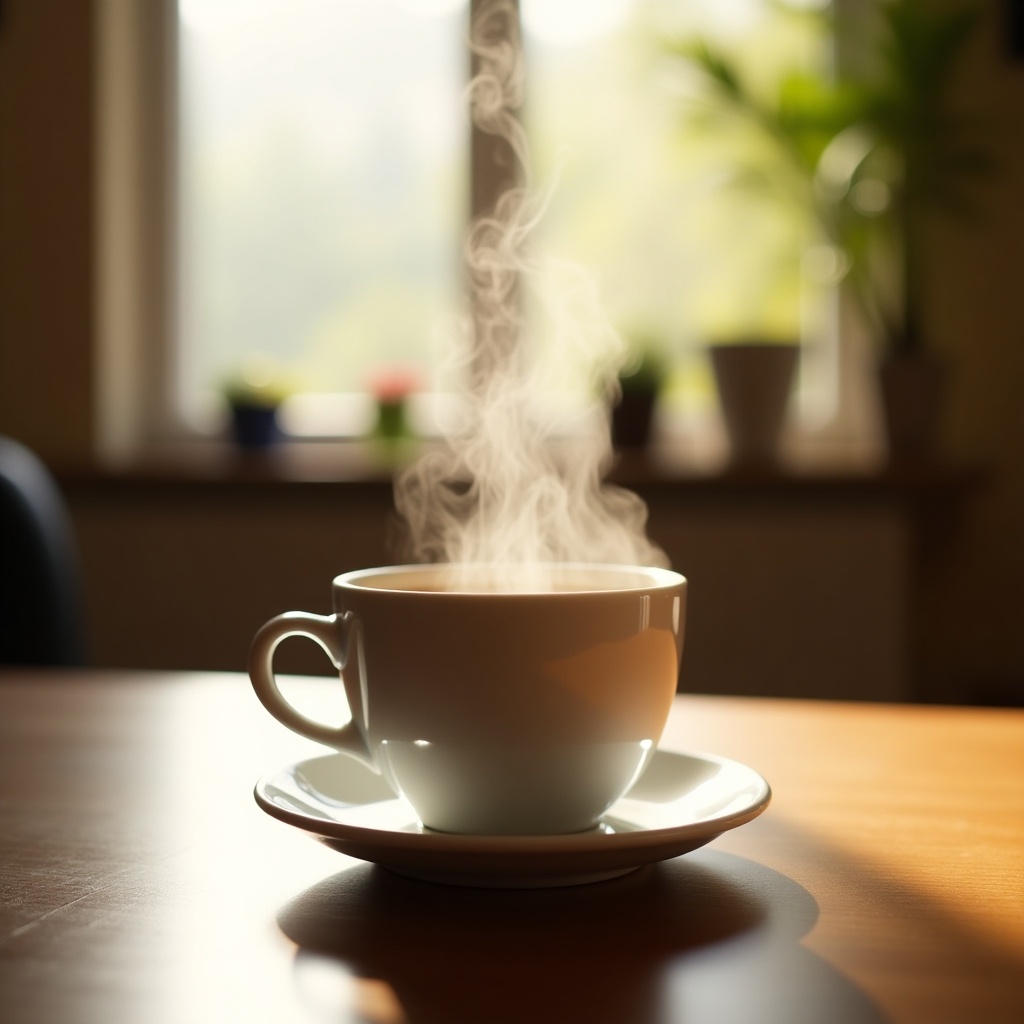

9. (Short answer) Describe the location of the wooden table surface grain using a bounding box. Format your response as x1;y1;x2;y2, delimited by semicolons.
0;670;1021;1024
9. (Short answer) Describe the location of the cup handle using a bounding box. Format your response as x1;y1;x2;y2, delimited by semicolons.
248;610;376;771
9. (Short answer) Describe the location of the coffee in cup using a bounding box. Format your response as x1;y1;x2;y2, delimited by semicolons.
248;563;686;835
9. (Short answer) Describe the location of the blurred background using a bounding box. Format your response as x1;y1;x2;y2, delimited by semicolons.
1;0;1022;704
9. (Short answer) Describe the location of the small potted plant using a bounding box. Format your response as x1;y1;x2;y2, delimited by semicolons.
222;356;292;450
368;366;421;444
611;340;669;450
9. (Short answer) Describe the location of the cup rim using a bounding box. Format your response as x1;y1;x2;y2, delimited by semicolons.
334;562;685;595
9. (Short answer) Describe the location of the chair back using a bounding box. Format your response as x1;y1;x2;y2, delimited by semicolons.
0;436;85;665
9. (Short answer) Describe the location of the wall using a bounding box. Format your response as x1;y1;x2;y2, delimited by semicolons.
63;477;910;701
920;7;1024;703
0;0;97;462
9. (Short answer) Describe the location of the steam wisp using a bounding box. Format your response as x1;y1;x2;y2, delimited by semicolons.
395;0;666;590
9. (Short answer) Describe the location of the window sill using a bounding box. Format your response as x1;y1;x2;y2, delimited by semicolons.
54;437;985;507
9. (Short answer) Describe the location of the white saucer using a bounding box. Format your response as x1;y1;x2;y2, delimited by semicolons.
255;748;771;888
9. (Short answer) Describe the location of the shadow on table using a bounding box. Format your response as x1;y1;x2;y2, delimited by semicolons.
277;848;885;1024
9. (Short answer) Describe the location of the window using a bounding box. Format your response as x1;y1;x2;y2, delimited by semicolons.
176;0;468;436
99;0;875;459
519;0;845;454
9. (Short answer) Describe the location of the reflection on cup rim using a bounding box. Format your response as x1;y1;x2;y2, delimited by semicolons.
336;562;686;595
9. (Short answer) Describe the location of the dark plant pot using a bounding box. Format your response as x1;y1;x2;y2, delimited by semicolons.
710;343;799;468
611;391;657;449
878;355;945;464
229;403;281;450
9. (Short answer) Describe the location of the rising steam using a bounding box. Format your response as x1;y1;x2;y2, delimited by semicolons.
394;0;666;589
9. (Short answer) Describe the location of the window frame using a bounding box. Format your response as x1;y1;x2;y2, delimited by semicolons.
96;0;181;460
95;0;881;467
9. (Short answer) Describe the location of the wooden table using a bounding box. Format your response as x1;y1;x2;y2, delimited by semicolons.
0;670;1021;1023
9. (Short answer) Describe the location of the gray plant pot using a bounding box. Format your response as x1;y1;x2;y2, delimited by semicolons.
710;343;799;468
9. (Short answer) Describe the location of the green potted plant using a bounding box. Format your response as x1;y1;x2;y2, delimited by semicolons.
829;0;989;459
368;366;421;444
665;0;990;461
611;339;669;450
663;15;851;465
222;356;292;450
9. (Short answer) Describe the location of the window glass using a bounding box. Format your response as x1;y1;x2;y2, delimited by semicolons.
177;0;468;433
176;0;837;439
520;0;837;431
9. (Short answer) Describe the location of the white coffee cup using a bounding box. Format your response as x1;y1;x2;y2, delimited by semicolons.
248;563;686;835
